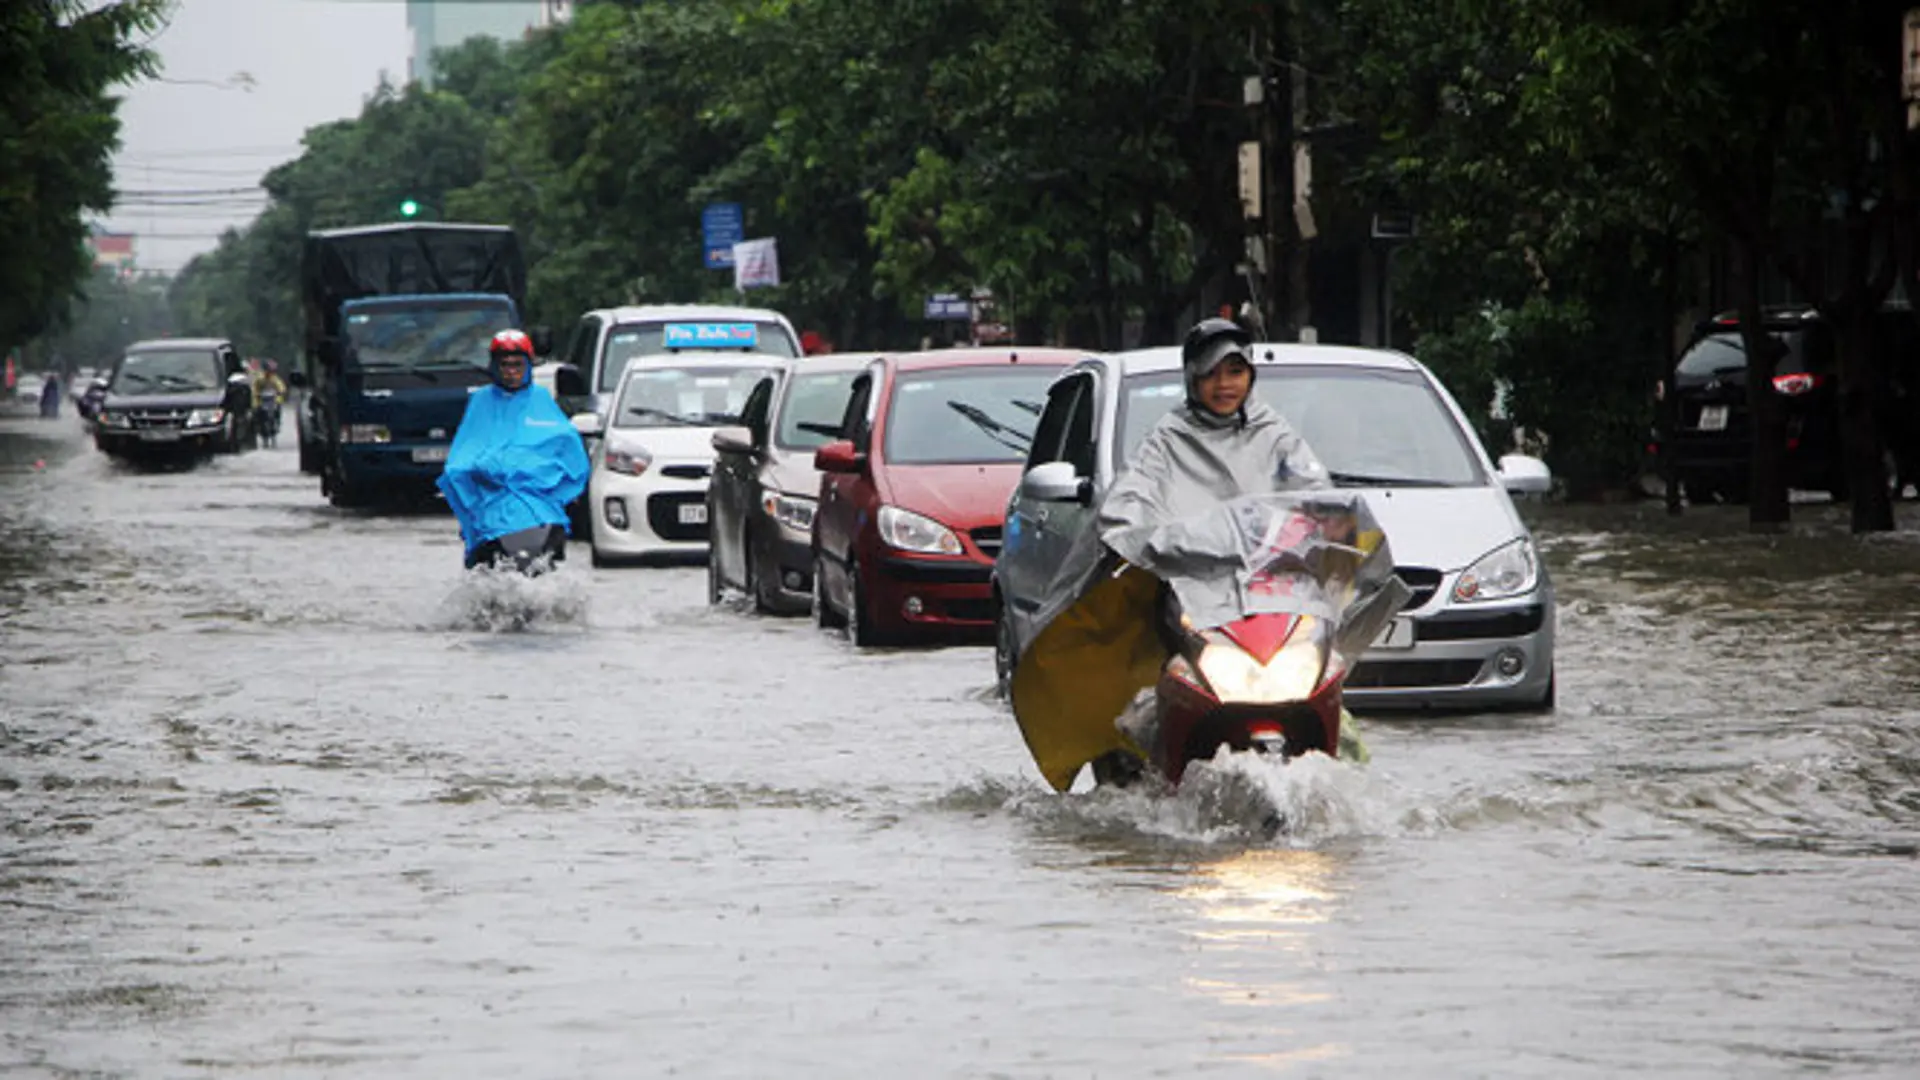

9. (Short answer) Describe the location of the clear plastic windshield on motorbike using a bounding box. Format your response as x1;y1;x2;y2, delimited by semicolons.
1111;491;1411;682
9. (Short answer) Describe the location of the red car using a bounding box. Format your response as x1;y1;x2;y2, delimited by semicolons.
811;348;1079;646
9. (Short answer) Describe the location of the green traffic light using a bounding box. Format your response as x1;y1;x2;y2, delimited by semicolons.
399;199;420;218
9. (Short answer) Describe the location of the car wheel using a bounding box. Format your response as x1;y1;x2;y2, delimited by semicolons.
813;554;845;630
993;594;1019;700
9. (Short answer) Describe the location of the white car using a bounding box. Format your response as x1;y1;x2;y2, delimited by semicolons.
577;353;787;567
995;344;1558;710
552;303;802;423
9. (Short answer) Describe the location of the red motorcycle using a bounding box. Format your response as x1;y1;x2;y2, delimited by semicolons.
1014;492;1408;792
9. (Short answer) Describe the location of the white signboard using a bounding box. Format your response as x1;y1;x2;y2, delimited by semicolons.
732;237;780;290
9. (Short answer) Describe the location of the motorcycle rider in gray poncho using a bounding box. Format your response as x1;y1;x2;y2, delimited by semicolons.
1098;317;1330;553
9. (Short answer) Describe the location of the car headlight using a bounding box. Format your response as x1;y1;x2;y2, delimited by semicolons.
100;411;130;428
1453;538;1540;602
342;423;390;444
185;408;225;428
763;493;817;533
878;505;962;555
1194;621;1326;705
602;440;652;477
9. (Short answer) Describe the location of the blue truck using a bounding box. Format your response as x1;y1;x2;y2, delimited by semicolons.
292;223;549;508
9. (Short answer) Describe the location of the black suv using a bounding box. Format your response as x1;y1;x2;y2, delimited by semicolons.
1664;305;1917;503
93;338;256;461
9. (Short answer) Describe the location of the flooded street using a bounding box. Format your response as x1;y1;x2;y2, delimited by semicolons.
3;415;1917;1078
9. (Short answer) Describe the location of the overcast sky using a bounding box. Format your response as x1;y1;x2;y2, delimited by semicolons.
104;0;410;274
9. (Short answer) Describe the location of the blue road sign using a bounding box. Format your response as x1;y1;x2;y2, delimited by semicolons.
702;202;744;269
924;293;972;320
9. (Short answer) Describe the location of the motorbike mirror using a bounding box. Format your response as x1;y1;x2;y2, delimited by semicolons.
1021;460;1090;505
712;425;756;456
552;363;589;399
814;439;863;475
1497;454;1552;495
570;411;606;437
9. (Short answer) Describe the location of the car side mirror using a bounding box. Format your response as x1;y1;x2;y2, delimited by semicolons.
1022;460;1090;504
552;363;588;398
712;425;756;455
286;371;309;390
571;412;605;437
1497;454;1552;495
814;439;864;474
528;325;554;358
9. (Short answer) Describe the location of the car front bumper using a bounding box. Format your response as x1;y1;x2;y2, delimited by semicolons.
590;466;710;561
865;553;996;638
1345;590;1556;711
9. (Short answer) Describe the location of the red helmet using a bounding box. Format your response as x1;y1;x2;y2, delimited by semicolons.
489;329;535;359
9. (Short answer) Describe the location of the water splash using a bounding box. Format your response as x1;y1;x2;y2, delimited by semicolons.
944;749;1388;850
433;564;591;632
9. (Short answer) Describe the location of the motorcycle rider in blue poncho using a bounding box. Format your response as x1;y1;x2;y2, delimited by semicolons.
438;329;591;571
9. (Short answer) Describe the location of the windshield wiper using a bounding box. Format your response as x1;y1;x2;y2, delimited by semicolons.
947;400;1031;455
796;420;843;439
1330;470;1455;488
624;406;698;426
1009;398;1043;416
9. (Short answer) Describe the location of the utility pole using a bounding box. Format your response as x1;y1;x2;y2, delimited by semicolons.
1266;1;1292;340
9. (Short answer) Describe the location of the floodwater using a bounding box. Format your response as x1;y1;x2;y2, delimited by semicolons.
3;416;1916;1078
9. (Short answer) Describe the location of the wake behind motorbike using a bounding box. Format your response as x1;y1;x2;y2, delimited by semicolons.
1013;491;1409;792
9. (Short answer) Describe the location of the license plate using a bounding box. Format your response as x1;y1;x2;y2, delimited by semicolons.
678;502;708;525
1698;404;1729;431
411;446;449;464
1373;616;1416;651
139;429;182;442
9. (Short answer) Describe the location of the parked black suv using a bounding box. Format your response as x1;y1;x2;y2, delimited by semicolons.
1663;305;1917;502
93;338;256;461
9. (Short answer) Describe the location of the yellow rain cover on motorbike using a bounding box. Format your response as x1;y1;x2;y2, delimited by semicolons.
1009;562;1168;792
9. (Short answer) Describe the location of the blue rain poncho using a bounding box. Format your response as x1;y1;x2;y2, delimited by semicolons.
437;383;590;557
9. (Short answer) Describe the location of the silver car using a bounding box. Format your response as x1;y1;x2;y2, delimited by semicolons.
708;354;872;612
993;344;1557;710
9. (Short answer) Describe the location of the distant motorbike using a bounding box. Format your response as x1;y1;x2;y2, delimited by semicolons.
465;524;568;577
1012;491;1410;791
75;378;108;429
254;390;282;447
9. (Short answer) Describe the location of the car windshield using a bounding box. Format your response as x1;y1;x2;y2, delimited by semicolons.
1676;329;1816;378
884;366;1060;465
613;365;780;429
1119;366;1487;487
598;321;799;392
775;370;860;450
344;299;515;373
111;349;222;395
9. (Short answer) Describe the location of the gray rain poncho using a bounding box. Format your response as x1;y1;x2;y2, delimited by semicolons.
1007;396;1408;791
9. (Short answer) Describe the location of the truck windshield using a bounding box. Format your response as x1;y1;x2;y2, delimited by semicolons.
344;299;516;373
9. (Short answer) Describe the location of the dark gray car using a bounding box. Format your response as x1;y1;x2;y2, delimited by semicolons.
93;339;255;461
707;354;871;613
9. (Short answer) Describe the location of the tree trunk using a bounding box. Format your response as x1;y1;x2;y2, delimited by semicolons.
1736;239;1790;529
1834;304;1896;531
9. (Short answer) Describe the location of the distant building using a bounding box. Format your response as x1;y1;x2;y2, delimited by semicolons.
88;228;135;271
407;1;550;87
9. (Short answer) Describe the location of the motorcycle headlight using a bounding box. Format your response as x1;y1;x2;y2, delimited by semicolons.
1452;538;1540;602
878;505;962;555
763;493;817;533
185;408;225;428
1194;626;1326;705
602;440;652;477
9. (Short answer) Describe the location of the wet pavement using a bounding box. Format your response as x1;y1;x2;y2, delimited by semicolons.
2;415;1917;1078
